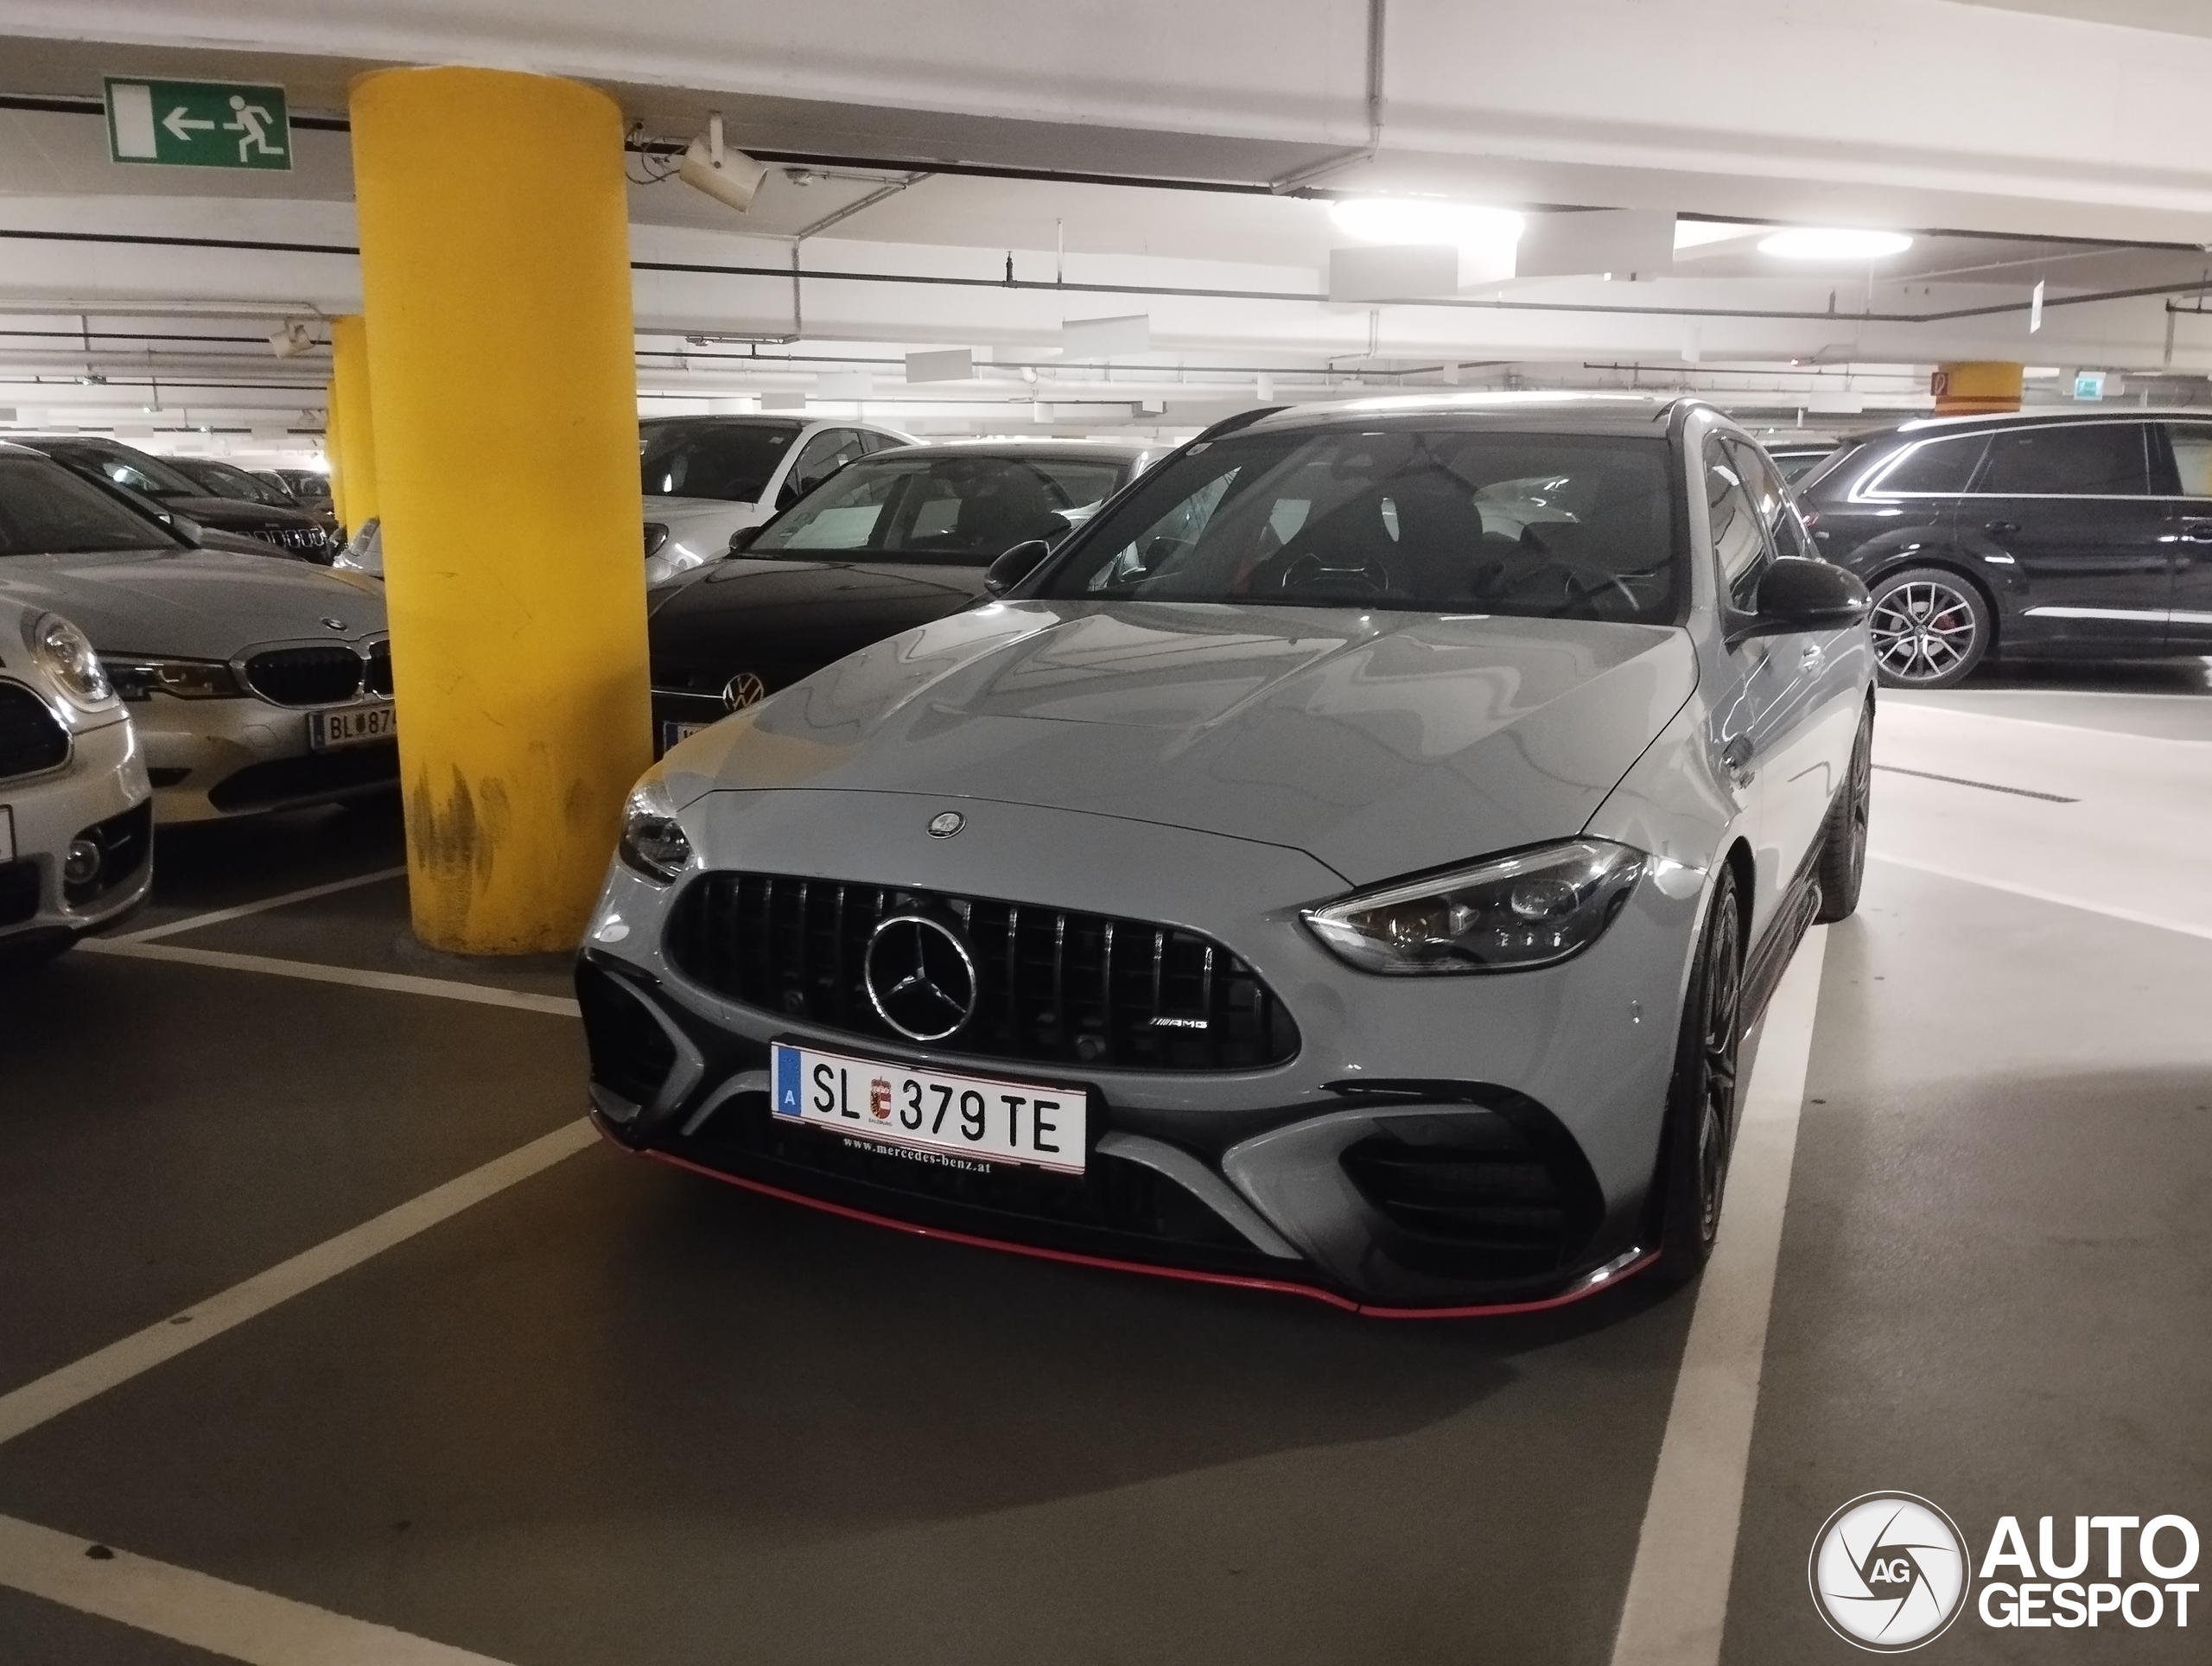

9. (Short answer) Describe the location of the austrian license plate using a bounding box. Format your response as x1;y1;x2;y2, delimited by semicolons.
310;703;397;750
659;719;709;754
772;1041;1089;1176
0;805;13;864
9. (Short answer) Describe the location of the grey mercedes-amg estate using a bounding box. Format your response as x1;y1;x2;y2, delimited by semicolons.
577;396;1874;1315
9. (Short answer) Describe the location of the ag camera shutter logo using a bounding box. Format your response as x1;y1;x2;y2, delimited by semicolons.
1809;1493;1971;1651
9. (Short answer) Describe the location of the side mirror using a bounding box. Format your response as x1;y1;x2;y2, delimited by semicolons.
168;513;207;548
984;539;1052;596
728;525;763;555
1733;556;1868;640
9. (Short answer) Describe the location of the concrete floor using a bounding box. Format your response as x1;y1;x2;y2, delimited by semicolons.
1;658;2207;1665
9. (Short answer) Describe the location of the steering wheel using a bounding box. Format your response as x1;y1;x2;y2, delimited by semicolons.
1275;550;1391;599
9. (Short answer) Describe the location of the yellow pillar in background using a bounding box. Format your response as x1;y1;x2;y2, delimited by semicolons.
350;67;651;954
1930;362;2023;417
322;385;346;531
328;315;379;538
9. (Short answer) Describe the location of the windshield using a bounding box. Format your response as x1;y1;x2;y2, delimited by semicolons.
0;455;177;554
40;442;204;499
750;454;1128;563
640;420;804;501
1037;426;1681;620
176;459;296;508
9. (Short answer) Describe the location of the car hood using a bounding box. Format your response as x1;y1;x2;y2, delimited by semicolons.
649;556;977;632
664;601;1698;885
0;547;387;657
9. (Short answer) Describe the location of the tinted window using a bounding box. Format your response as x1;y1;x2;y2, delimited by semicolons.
0;455;176;554
175;459;296;508
639;420;804;501
40;442;204;499
1037;427;1679;621
1871;435;1986;495
1707;440;1774;612
1769;449;1835;485
787;429;868;499
755;455;1128;562
2164;423;2212;497
1975;423;2149;495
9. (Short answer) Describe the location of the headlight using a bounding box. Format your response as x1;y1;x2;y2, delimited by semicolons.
23;612;116;710
619;773;695;882
100;655;245;701
1302;838;1646;975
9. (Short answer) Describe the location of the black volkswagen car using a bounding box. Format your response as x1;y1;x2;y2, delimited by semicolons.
14;436;334;562
648;439;1158;754
1795;409;2212;686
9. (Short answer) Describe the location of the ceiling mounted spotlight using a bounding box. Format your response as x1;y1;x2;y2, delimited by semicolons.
679;112;768;213
268;320;316;359
1329;198;1524;249
1758;227;1913;260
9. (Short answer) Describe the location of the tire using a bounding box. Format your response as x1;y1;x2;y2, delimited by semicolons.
1866;566;1991;689
1815;702;1873;923
1654;868;1745;1284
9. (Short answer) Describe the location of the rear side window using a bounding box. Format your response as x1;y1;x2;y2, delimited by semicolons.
1868;435;1986;496
2163;423;2212;497
1974;423;2150;496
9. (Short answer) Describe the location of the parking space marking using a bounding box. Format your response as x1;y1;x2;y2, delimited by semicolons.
75;938;581;1016
0;1118;596;1448
0;1512;514;1665
1869;852;2212;945
114;865;409;944
1608;925;1827;1666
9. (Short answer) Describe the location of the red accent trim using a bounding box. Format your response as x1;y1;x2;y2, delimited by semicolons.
607;1123;1655;1319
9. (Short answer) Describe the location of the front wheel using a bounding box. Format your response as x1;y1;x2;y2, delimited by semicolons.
1653;869;1745;1284
1866;566;1990;689
1815;702;1873;922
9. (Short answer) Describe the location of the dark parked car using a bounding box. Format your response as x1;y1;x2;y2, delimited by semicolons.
255;467;334;515
1763;440;1842;486
14;436;334;563
1796;409;2212;687
647;440;1160;754
172;457;339;532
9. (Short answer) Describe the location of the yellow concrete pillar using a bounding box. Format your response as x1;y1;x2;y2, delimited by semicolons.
322;385;346;531
328;315;379;538
350;67;651;954
1930;362;2022;417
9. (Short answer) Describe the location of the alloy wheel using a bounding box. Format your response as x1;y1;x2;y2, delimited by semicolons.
1870;579;1978;684
1694;884;1743;1243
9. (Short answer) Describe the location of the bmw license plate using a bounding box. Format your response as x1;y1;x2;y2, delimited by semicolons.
310;703;396;750
659;719;709;754
772;1041;1089;1176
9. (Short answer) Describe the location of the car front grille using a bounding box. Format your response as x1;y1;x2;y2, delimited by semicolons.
664;872;1299;1071
241;645;367;706
576;960;679;1111
363;642;394;697
0;683;69;780
245;525;329;556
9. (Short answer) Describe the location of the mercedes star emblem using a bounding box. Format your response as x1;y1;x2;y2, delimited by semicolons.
722;671;767;710
927;811;964;837
863;912;978;1042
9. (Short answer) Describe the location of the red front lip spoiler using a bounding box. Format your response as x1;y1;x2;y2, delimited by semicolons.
616;1129;1657;1319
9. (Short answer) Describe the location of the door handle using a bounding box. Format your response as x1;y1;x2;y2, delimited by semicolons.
1982;519;2019;536
1720;735;1756;785
1799;642;1824;667
2179;521;2212;544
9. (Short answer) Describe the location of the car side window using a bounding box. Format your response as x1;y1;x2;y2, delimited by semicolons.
1730;439;1809;564
1866;434;1986;496
1706;439;1775;613
1973;423;2151;496
2161;423;2212;498
784;429;868;502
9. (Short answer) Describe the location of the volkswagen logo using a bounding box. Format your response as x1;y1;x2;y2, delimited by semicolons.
1809;1493;1970;1651
722;672;766;711
863;912;978;1042
927;811;964;838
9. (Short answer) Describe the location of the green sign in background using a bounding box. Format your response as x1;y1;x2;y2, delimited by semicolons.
105;77;291;171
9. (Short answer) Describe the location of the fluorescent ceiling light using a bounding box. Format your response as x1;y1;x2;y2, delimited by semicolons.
1673;219;1767;251
1758;227;1914;260
1330;199;1523;248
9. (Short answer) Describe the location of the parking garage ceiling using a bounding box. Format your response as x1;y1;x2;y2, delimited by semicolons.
8;0;2212;444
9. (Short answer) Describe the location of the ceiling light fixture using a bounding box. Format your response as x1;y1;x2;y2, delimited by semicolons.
1758;227;1914;260
1330;198;1524;250
679;112;768;213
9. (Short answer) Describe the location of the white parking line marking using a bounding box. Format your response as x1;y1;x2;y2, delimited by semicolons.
74;938;580;1016
0;1118;596;1448
114;866;409;944
1869;852;2212;944
1608;925;1827;1666
0;1512;515;1665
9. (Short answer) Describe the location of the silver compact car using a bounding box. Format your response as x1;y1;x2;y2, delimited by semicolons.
0;596;153;970
578;397;1874;1315
0;443;396;824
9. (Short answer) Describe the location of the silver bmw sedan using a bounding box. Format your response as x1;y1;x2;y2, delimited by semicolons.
576;396;1874;1315
0;443;396;824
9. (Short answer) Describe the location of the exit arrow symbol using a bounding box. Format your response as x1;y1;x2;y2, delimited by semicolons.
161;106;215;143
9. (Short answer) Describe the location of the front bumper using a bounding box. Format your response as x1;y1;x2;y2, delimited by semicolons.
577;789;1700;1311
130;692;399;823
1;715;154;950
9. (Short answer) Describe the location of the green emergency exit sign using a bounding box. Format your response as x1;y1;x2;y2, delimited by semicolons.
105;78;290;170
